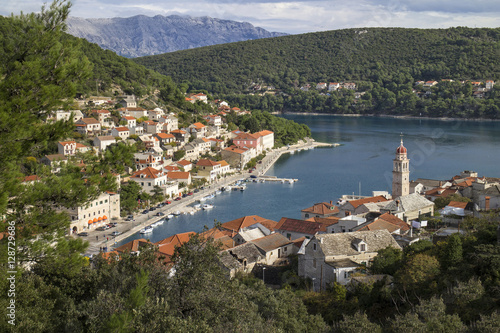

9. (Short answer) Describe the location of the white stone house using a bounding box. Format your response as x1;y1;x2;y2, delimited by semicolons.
65;191;120;234
298;230;401;289
130;167;169;195
93;136;116;152
111;126;130;139
75;118;101;136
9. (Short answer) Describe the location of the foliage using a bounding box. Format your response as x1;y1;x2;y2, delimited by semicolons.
135;27;500;118
434;193;471;210
370;246;403;276
234;110;310;146
173;150;186;161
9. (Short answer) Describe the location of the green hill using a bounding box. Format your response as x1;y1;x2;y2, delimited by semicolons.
134;27;500;118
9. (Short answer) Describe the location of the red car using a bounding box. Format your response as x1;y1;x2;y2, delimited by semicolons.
174;197;181;201
187;192;194;196
165;200;171;204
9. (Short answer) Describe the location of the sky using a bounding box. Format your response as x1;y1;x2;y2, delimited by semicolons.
2;0;500;34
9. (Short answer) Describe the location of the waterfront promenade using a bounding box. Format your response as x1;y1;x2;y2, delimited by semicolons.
82;138;335;255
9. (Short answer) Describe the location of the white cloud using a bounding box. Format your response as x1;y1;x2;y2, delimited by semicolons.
1;0;499;34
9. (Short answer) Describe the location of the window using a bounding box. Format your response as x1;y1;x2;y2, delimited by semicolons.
105;200;108;203
305;213;309;218
313;243;317;251
100;201;103;205
360;244;366;252
305;236;310;239
284;247;287;252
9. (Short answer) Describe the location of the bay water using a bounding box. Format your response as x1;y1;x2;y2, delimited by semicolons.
116;115;500;245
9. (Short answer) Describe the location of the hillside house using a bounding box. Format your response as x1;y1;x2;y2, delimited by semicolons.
93;136;116;152
298;230;402;288
111;126;130;139
75;118;101;136
301;201;339;219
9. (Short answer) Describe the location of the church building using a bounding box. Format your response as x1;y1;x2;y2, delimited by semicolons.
392;137;410;198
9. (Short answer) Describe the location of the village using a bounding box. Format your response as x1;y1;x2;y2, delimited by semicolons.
30;87;498;291
18;90;498;291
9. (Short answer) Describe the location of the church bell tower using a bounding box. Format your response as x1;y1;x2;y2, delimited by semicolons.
392;136;410;198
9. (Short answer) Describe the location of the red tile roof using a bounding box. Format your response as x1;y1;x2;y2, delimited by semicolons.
447;201;468;209
221;215;277;233
376;213;410;232
176;160;192;166
192;122;206;129
114;239;152;253
346;196;389;209
167;171;190;180
302;202;339;215
197;159;219;167
276;217;325;235
131;167;163;179
114;126;129;132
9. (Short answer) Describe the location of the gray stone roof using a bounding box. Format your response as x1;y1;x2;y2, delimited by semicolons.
224;242;262;264
326;258;359;268
315;229;401;256
251;233;292;253
481;185;500;196
384;193;434;212
219;252;242;270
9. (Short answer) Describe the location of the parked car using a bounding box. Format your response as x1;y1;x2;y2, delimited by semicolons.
174;197;181;201
187;192;194;196
106;223;115;229
142;210;149;214
125;215;134;221
95;227;106;231
110;231;121;236
77;232;88;237
165;200;171;205
182;193;188;198
194;189;200;193
149;207;156;211
156;212;165;216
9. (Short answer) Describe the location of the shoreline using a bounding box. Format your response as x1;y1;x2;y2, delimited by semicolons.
272;111;500;122
84;138;337;255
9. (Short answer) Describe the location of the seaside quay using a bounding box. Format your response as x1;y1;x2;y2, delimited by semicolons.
84;138;337;254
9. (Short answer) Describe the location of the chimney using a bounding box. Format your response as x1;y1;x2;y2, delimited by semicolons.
330;201;333;205
485;196;491;211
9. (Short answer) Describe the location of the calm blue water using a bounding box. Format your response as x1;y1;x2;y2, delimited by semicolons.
116;115;500;245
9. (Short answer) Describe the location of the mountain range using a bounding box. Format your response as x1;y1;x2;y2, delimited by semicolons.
66;15;287;58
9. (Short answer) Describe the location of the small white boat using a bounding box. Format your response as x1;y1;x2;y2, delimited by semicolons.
167;214;174;219
240;185;246;191
202;204;214;210
189;211;195;215
140;226;153;234
151;222;159;227
194;204;201;209
173;211;181;216
197;197;207;202
215;190;222;195
156;219;164;225
224;186;232;191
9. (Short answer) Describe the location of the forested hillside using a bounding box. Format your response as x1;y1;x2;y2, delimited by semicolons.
135;27;500;118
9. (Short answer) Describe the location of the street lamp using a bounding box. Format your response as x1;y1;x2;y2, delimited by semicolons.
262;267;266;284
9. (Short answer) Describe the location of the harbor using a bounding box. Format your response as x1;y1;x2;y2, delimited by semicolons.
84;138;337;254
